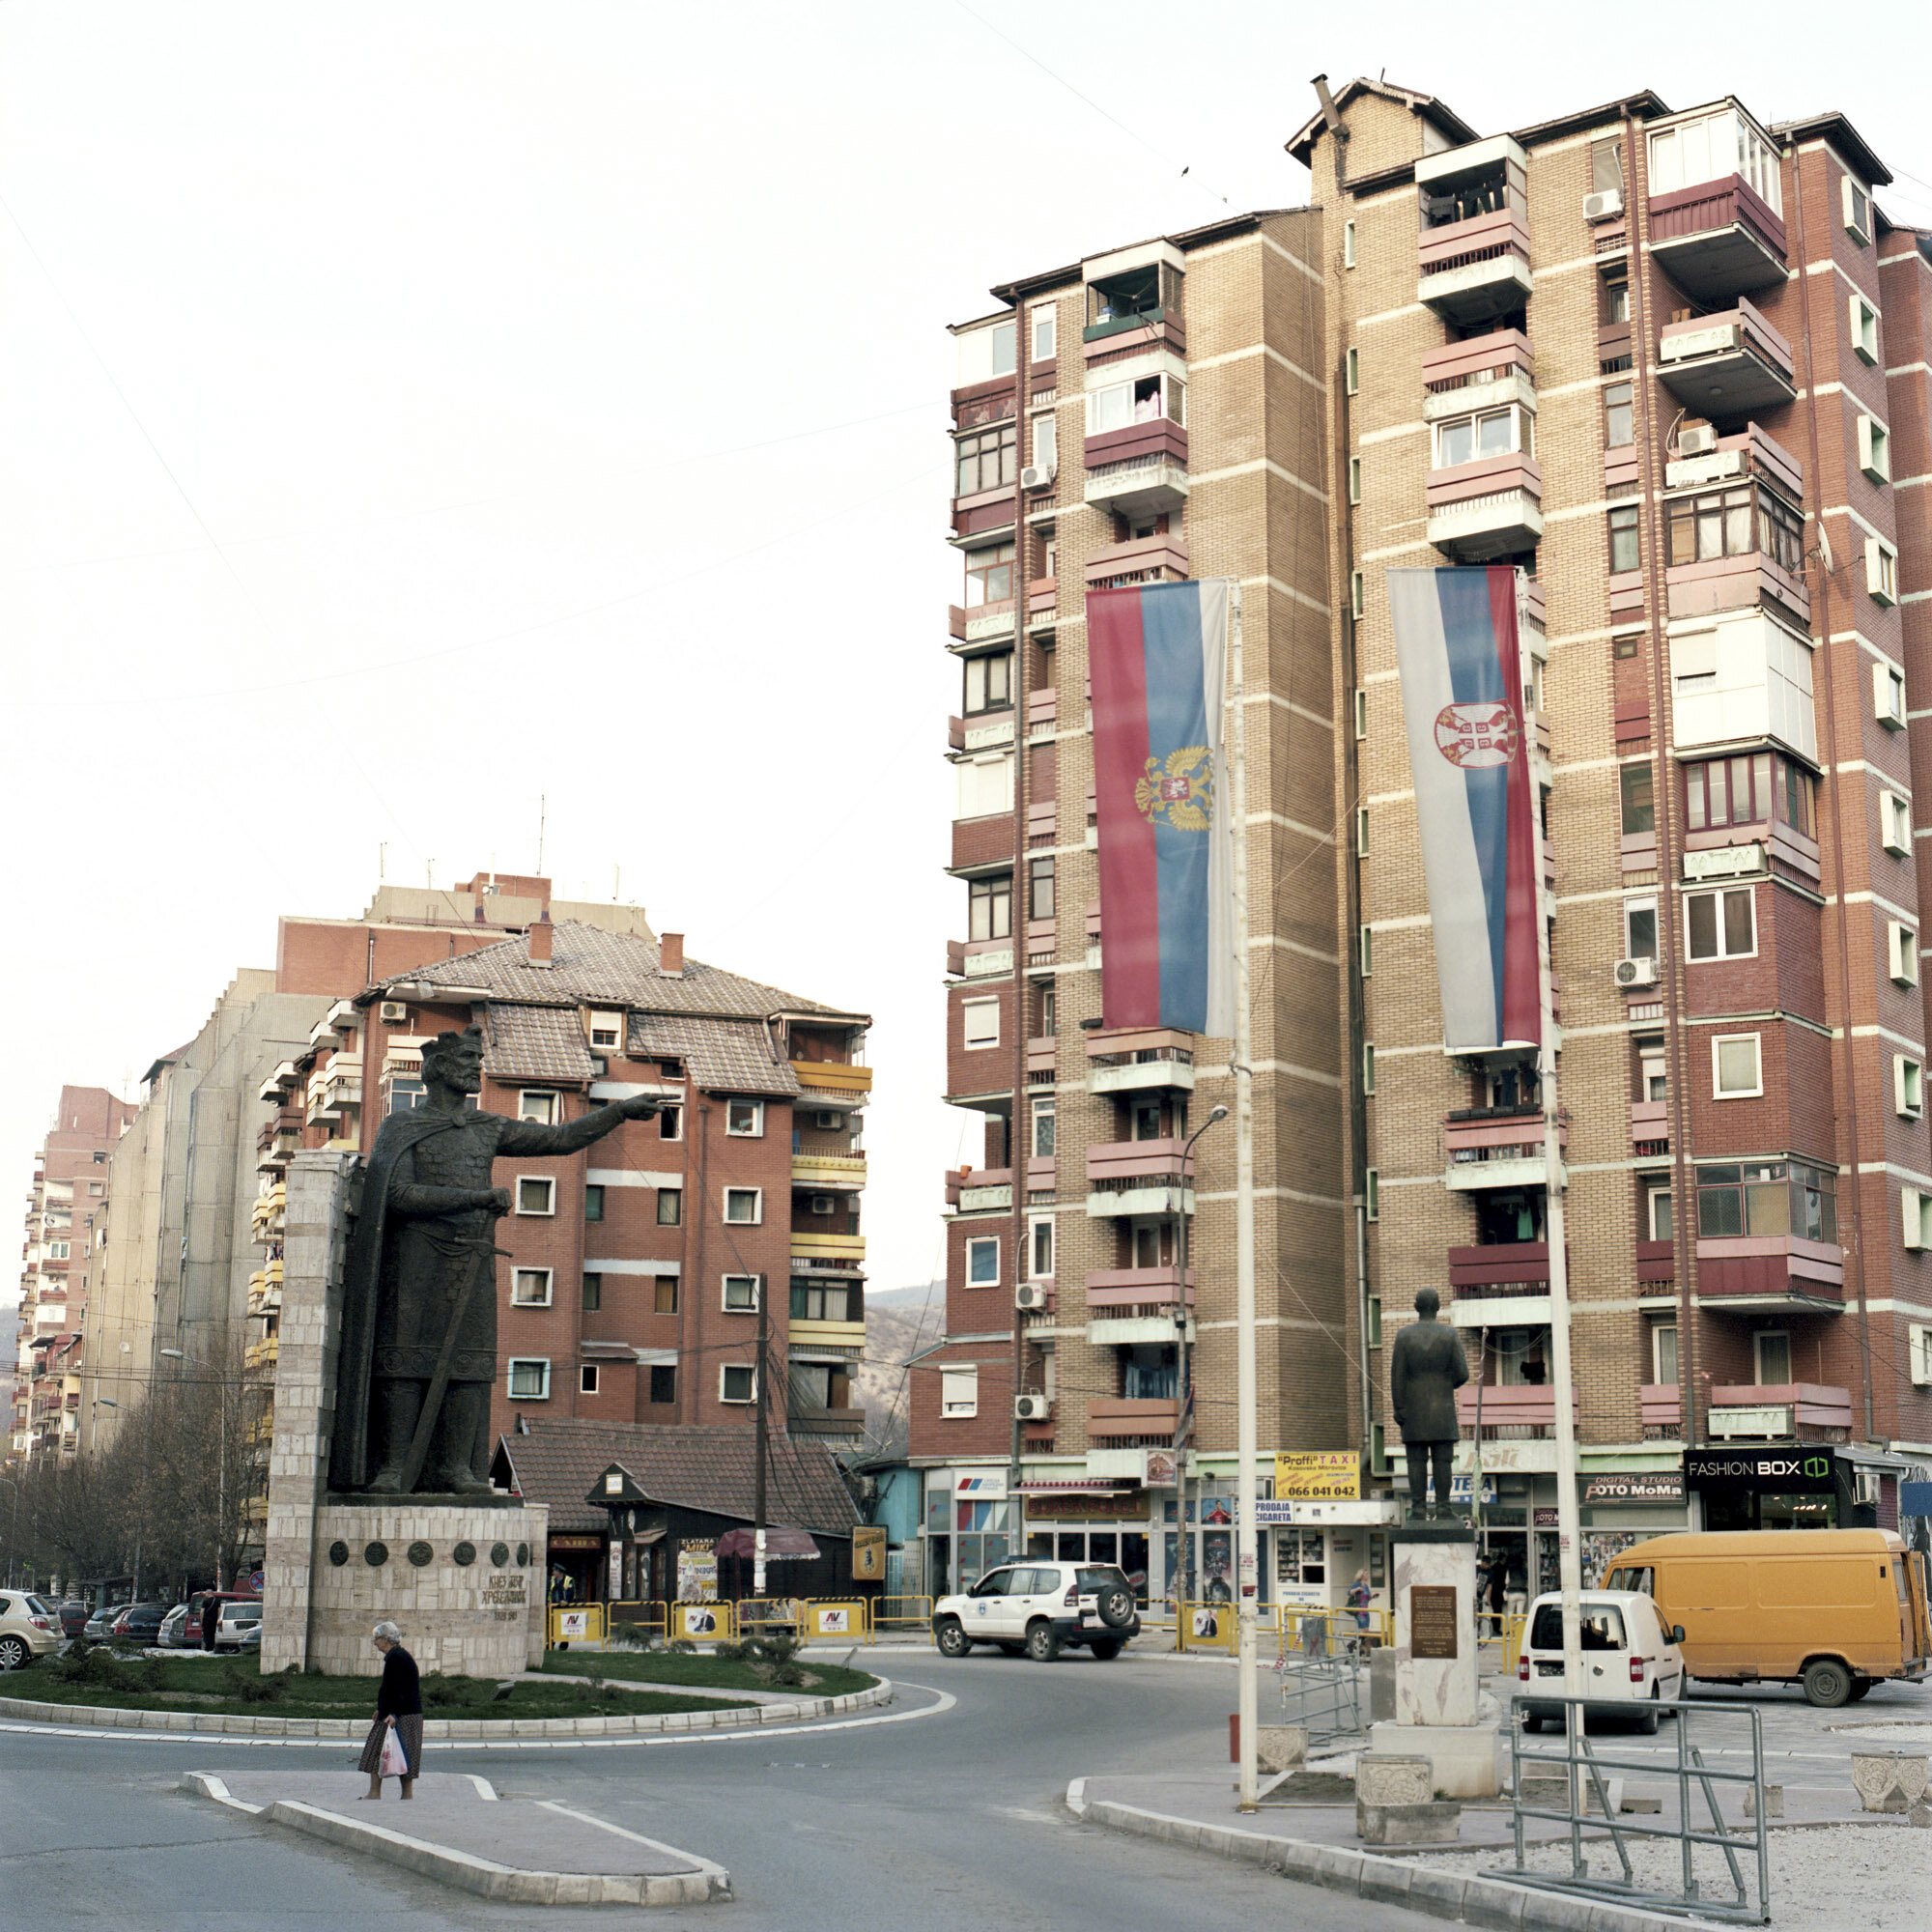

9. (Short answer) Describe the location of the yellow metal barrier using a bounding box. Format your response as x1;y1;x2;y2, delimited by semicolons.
670;1600;732;1642
874;1595;932;1636
804;1600;866;1642
605;1599;667;1644
734;1597;802;1635
547;1603;606;1646
1179;1601;1236;1652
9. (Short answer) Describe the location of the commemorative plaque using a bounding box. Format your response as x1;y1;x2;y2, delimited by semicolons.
1409;1583;1460;1660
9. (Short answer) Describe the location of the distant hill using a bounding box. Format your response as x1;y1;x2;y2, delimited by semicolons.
857;1282;945;1456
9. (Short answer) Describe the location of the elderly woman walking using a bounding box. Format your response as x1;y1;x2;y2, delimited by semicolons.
357;1621;423;1800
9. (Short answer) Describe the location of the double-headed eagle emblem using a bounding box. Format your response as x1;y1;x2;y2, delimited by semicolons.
1135;746;1214;831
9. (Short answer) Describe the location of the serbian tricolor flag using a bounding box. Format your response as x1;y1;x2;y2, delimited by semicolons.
1088;579;1236;1036
1387;566;1540;1053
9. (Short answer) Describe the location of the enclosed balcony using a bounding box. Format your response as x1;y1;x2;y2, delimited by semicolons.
1695;1236;1844;1311
1444;1110;1565;1191
1085;1028;1196;1097
1662;432;1808;631
1707;1382;1853;1441
1645;113;1786;305
1426;387;1541;562
1083;367;1187;521
1082;255;1184;357
1085;1140;1197;1218
1416;136;1533;327
1656;301;1795;419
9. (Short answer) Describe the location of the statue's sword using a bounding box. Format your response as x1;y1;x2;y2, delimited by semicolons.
396;1231;507;1495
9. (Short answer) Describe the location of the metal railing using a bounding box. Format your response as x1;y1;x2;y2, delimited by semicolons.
1506;1693;1770;1925
874;1595;932;1637
1275;1605;1391;1660
1273;1646;1365;1745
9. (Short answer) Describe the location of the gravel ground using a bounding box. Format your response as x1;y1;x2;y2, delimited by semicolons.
1430;1820;1926;1928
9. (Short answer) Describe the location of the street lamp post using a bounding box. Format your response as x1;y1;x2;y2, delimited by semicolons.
1174;1104;1229;1612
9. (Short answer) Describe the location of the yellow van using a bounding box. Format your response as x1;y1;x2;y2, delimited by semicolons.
1602;1529;1930;1707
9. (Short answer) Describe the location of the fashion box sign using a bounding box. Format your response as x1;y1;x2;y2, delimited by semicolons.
1685;1449;1834;1494
1273;1451;1360;1501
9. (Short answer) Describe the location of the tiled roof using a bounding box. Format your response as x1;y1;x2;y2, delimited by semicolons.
631;1013;798;1098
482;1005;599;1084
370;922;864;1026
491;1420;860;1537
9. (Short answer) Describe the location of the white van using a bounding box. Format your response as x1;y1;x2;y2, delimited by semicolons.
1515;1589;1686;1733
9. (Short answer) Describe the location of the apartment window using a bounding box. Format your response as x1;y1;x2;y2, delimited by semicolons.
516;1177;555;1216
1029;1213;1054;1279
506;1358;550;1400
964;541;1015;609
583;1183;604;1223
1028;855;1056;923
941;1368;979;1418
1032;412;1058;473
1664;484;1804;574
1624;895;1659;961
659;1104;682;1141
1855;415;1890;486
1087;370;1184;436
956;423;1016;497
1355;807;1369;857
1353;688;1368;738
1896;1055;1924;1119
648;1364;677;1405
1433;403;1530;469
1685;752;1813;837
1644;1181;1674;1243
1030;301;1056;362
1359;923;1374;977
724;1187;762;1225
963;649;1013;714
588;1010;623;1051
1843;176;1871;244
791;1279;856;1321
1619;762;1655;836
1367;1295;1382;1347
1038;985;1057;1036
510;1268;554;1307
1713;1033;1762;1099
1362;1041;1377;1095
1347;455;1362;504
519;1091;556;1125
581;1272;601;1312
1614;634;1640;661
965;1236;1000;1286
1639;1041;1668;1102
955;751;1015;820
1889;921;1919;986
383;1078;423;1115
1647;107;1781;212
579;1364;599;1396
969;873;1013;942
1345;347;1359;395
1350;571;1364;620
1697;1159;1834;1240
1851;294;1880;365
1904;1189;1931;1251
725;1100;764;1138
1365;1168;1379;1221
1605;382;1634;448
1875;658;1906;725
721;1363;757;1405
1651;1321;1679;1386
962;997;1000;1049
1865;538;1899;610
723;1274;760;1311
1882;791;1912;856
656;1185;682;1226
1608;504;1640;574
1754;1330;1792;1386
1686;886;1755;960
1603;274;1631;325
1031;1094;1056;1158
1344;219;1356;268
655;1276;678;1315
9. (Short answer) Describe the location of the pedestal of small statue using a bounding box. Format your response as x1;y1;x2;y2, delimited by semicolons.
1364;1520;1502;1800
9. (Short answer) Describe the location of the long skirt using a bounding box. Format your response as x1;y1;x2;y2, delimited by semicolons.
356;1713;424;1778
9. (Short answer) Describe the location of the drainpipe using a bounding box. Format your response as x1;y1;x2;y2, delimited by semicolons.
1009;302;1034;1529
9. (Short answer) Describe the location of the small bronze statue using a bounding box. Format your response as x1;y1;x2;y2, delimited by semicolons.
328;1026;660;1496
1389;1286;1470;1520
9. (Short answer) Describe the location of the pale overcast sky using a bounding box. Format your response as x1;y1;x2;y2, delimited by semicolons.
4;1;1928;1318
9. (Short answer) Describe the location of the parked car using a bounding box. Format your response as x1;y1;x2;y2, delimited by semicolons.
183;1590;261;1648
83;1603;128;1643
54;1601;90;1641
1603;1529;1931;1708
213;1601;263;1651
0;1591;62;1669
1516;1590;1687;1733
156;1604;193;1648
108;1603;169;1645
932;1561;1141;1662
235;1621;262;1656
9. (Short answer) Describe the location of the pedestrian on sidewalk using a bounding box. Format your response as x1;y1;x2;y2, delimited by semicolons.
1348;1570;1373;1648
200;1594;220;1653
1484;1553;1508;1640
357;1622;422;1801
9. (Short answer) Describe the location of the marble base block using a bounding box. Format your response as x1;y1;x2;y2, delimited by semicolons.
1390;1530;1477;1727
1368;1720;1504;1801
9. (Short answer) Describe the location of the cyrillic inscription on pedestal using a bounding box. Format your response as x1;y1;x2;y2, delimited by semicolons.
1409;1584;1459;1661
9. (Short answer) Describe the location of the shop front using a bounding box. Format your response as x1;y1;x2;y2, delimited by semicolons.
1683;1447;1887;1530
546;1531;608;1604
1020;1484;1151;1596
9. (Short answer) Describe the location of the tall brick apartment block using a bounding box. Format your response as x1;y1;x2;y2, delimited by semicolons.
913;80;1932;1618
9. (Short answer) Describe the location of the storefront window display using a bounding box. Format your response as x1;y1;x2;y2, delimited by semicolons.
926;1475;1015;1597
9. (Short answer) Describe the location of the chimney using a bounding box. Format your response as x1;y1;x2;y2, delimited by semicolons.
529;910;553;964
659;931;684;977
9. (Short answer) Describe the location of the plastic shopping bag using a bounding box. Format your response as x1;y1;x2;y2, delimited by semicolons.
379;1724;408;1777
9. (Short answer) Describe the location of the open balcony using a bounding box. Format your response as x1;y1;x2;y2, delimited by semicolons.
1656;300;1795;419
791;1151;867;1192
1086;1395;1179;1442
788;1405;868;1439
1416;136;1532;327
1694;1235;1844;1310
1085;1028;1196;1097
1084;421;1188;522
1085;532;1188;594
791;1060;871;1105
946;936;1014;980
1085;1140;1196;1218
1647;176;1785;306
1707;1382;1853;1442
1087;1265;1195;1346
945;1165;1012;1214
1427;454;1543;561
1642;1384;1687;1440
1444;1109;1565;1191
1448;1242;1551;1296
1455;1383;1578;1440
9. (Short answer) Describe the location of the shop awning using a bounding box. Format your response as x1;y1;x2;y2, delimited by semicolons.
715;1525;820;1561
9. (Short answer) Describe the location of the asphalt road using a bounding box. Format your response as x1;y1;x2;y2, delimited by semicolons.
1;1652;1923;1931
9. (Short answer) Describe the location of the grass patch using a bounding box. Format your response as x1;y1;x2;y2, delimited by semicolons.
542;1646;877;1699
10;1649;752;1722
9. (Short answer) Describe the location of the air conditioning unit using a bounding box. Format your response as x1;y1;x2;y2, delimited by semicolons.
814;1110;845;1130
1014;1282;1050;1312
1021;463;1057;491
1582;187;1624;222
1613;956;1659;989
1677;424;1719;458
809;1194;838;1216
1014;1393;1053;1421
379;1001;410;1024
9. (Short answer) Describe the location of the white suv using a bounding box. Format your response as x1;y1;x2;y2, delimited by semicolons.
932;1561;1141;1662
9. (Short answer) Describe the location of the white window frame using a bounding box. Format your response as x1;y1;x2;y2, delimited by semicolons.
1355;806;1369;856
1345;347;1359;395
1362;1040;1377;1094
1895;1054;1923;1120
1905;1189;1930;1252
587;1009;624;1051
1850;293;1880;365
965;1236;1000;1287
1882;791;1912;856
1348;454;1362;504
1645;1181;1674;1242
510;1267;554;1307
1874;657;1906;726
954;750;1014;821
1909;1321;1932;1381
1350;571;1365;620
1431;401;1532;470
1364;1168;1379;1221
720;1363;758;1405
1344;218;1357;269
1027;1212;1055;1281
1842;175;1871;244
1857;414;1891;485
1650;1320;1679;1386
506;1357;551;1400
725;1100;765;1138
1030;1094;1056;1159
724;1186;762;1226
1639;1046;1668;1103
723;1273;761;1313
1353;687;1368;739
1032;412;1058;472
941;1367;979;1417
1889;920;1919;987
962;997;1001;1050
1711;1032;1763;1100
1029;300;1056;363
1867;538;1900;611
1685;886;1757;961
1359;923;1374;977
518;1090;556;1124
1084;370;1184;436
1753;1329;1791;1386
515;1176;556;1217
1624;894;1660;961
580;1364;600;1395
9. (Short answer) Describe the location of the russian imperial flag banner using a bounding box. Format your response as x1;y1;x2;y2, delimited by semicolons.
1386;566;1540;1054
1088;579;1236;1036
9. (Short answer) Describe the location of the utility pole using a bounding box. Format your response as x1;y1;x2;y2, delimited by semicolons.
1175;1105;1229;1618
753;1276;768;1599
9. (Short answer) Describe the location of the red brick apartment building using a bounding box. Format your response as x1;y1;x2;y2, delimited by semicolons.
912;78;1932;1616
9;1088;138;1465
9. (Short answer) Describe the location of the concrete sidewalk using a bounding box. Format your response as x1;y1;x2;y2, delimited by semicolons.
184;1769;729;1906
